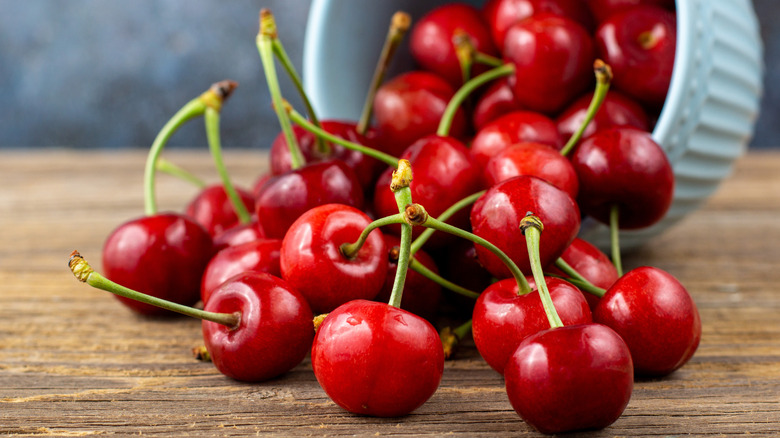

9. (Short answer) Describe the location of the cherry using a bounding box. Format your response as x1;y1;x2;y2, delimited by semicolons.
372;71;468;157
409;3;498;88
470;110;562;172
594;5;676;109
594;266;702;376
471;78;524;131
472;276;592;374
185;184;255;238
570;126;674;230
503;13;595;115
550;237;619;310
279;203;387;314
482;141;579;198
586;0;675;23
254;159;365;239
311;299;444;417
556;90;650;145
470;175;580;278
211;220;265;251
504;323;634;433
200;238;282;304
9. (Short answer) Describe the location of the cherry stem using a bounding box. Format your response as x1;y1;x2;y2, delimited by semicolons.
552;258;607;297
408;257;479;299
155;158;206;189
474;51;503;68
387;159;415;309
357;11;411;136
339;213;405;259
437;63;515;137
610;204;624;277
143;93;207;216
559;60;613;157
203;81;252;225
453;28;475;86
410;190;485;256
285;102;399;168
257;9;306;169
410;204;532;295
520;214;564;329
441;319;473;360
68;251;240;329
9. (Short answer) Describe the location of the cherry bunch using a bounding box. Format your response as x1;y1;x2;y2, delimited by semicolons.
69;1;702;434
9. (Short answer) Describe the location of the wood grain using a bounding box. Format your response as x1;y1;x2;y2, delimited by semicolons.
1;149;779;436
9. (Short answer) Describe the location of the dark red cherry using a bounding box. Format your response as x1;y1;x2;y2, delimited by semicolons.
202;271;314;382
185;184;255;238
372;71;468;157
594;5;676;109
472;276;592;374
311;300;444;417
483;142;579;198
503;13;595;114
594;266;701;376
549;237;619;310
200;238;282;304
570;127;674;229
472;78;524;131
102;213;214;316
211;220;265;252
409;3;498;88
556;90;650;144
504;323;633;434
279;204;387;314
255;159;364;239
586;0;675;23
470;175;580;278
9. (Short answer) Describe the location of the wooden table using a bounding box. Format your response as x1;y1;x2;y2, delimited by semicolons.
1;149;779;436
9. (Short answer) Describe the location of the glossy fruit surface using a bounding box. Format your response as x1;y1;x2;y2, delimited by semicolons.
555;90;649;144
311;300;444;417
185;184;255;238
212;220;265;251
200;238;282;304
504;323;633;434
472;78;523;131
483;141;579;198
550;237;619;310
203;272;314;382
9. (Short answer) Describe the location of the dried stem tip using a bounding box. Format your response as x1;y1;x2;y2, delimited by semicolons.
519;213;544;235
391;11;411;32
313;314;329;333
594;59;613;85
68;250;94;283
200;80;239;111
390;159;413;192
259;9;277;38
404;203;429;227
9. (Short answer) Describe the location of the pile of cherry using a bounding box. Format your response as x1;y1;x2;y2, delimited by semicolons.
69;0;703;434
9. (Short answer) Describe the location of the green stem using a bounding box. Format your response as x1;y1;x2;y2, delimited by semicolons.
287;104;399;167
474;51;503;68
552;257;608;297
410;190;485;256
386;161;415;309
409;257;479;299
521;215;564;329
204;106;252;224
68;251;240;328
257;10;305;169
559;60;613;157
339;213;405;259
453;29;474;86
610;204;623;277
155;158;206;189
437;63;515;137
547;272;607;298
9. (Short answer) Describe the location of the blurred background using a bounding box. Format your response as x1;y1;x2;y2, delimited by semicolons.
1;0;777;149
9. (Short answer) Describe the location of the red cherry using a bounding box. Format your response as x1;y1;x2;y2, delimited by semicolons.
409;3;498;88
200;238;282;304
372;71;468;157
483;142;579;198
185;184;255;238
482;0;595;51
102;213;214;316
280;204;387;314
504;323;633;434
556;90;650;145
311;300;444;417
211;220;265;252
570;127;674;229
549;237;619;310
586;0;675;23
472;276;592;374
436;239;494;318
470;175;580;278
202;272;314;382
594;266;702;376
472;78;524;131
503;13;595;114
594;5;676;108
470;110;562;172
255;159;365;239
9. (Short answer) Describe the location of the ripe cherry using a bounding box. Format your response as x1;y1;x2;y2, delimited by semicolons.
211;220;265;251
482;141;579;198
472;78;524;131
200;238;282;304
185;184;255;238
556;90;649;145
550;237;620;310
586;0;675;23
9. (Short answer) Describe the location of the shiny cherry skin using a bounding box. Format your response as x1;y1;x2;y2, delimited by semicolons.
556;90;650;145
595;5;676;109
504;323;633;434
483;142;579;198
311;299;444;417
472;276;592;374
202;271;314;382
570;127;674;229
410;3;498;88
102;213;214;316
185;184;255;238
472;78;524;131
594;266;702;376
373;234;442;321
503;13;595;115
268;121;383;191
549;237;619;310
211;220;265;252
200;238;282;304
470;175;580;278
255;159;364;239
586;0;675;23
280;204;387;314
482;0;595;51
436;239;494;318
470;110;562;172
372;71;468;157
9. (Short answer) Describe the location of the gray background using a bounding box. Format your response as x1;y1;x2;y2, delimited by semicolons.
1;0;778;149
